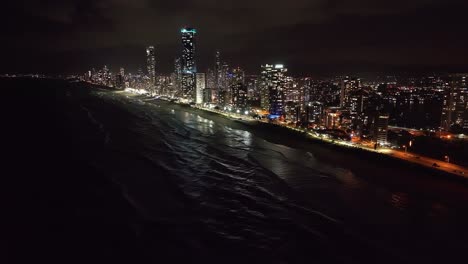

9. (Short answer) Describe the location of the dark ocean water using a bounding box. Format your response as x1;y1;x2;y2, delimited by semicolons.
3;79;468;264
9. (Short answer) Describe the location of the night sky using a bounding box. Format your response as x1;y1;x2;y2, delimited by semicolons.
2;0;468;75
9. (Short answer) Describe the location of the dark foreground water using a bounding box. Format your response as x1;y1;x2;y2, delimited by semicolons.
3;78;468;264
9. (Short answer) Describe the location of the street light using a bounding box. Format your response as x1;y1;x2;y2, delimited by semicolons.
444;155;450;163
403;145;407;153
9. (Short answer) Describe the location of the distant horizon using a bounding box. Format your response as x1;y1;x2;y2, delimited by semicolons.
3;65;468;78
2;1;468;76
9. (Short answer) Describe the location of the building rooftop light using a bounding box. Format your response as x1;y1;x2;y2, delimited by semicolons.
181;28;197;33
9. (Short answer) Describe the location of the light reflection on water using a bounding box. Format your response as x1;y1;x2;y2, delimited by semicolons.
390;192;410;210
105;95;468;262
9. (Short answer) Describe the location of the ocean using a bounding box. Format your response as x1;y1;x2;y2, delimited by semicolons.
3;78;468;263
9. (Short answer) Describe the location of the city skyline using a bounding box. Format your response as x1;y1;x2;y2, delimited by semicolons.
2;1;468;75
3;2;468;263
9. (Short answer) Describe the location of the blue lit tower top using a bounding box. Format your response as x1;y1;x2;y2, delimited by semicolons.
181;27;197;74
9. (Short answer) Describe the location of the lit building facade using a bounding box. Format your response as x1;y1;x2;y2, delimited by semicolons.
373;114;389;145
146;46;156;86
181;27;197;101
232;83;247;110
323;107;342;129
196;73;206;104
215;50;222;102
340;76;360;108
203;88;214;104
230;67;245;105
260;64;287;117
306;101;324;124
441;75;467;131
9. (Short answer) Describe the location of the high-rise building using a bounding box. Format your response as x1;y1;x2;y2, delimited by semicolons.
323;107;342;129
146;46;156;86
120;67;125;78
284;76;298;102
306;101;323;124
232;83;247;110
230;67;245;105
206;68;216;89
102;65;111;86
220;62;229;92
215;51;222;100
180;27;197;101
181;28;196;73
116;74;125;89
373;114;389;145
196;73;206;104
260;64;287;117
174;57;182;93
441;74;467;131
203;88;213;104
340;76;360;108
349;90;370;114
216;62;230;106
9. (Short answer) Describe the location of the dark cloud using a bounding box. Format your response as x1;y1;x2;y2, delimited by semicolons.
1;0;468;74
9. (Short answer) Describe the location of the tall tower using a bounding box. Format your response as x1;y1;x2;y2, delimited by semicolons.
180;27;197;101
340;76;349;108
231;68;247;110
441;74;468;131
374;114;389;145
215;51;221;101
340;76;360;108
260;64;287;117
146;46;156;86
196;73;206;105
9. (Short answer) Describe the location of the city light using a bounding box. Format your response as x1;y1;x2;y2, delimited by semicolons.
8;4;468;264
80;27;467;179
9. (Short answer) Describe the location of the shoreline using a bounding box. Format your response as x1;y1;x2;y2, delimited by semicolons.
147;95;468;181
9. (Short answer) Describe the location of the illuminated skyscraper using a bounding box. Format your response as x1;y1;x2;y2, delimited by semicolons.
260;64;287;117
441;74;467;131
217;62;230;106
180;27;197;101
174;57;182;91
306;101;323;124
116;74;124;89
103;65;111;86
196;73;206;104
373;114;389;145
340;76;360;108
230;67;246;109
214;50;222;102
146;46;156;86
120;67;125;78
206;68;215;89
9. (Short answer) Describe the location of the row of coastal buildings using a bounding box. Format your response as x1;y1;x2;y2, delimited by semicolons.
81;27;468;146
